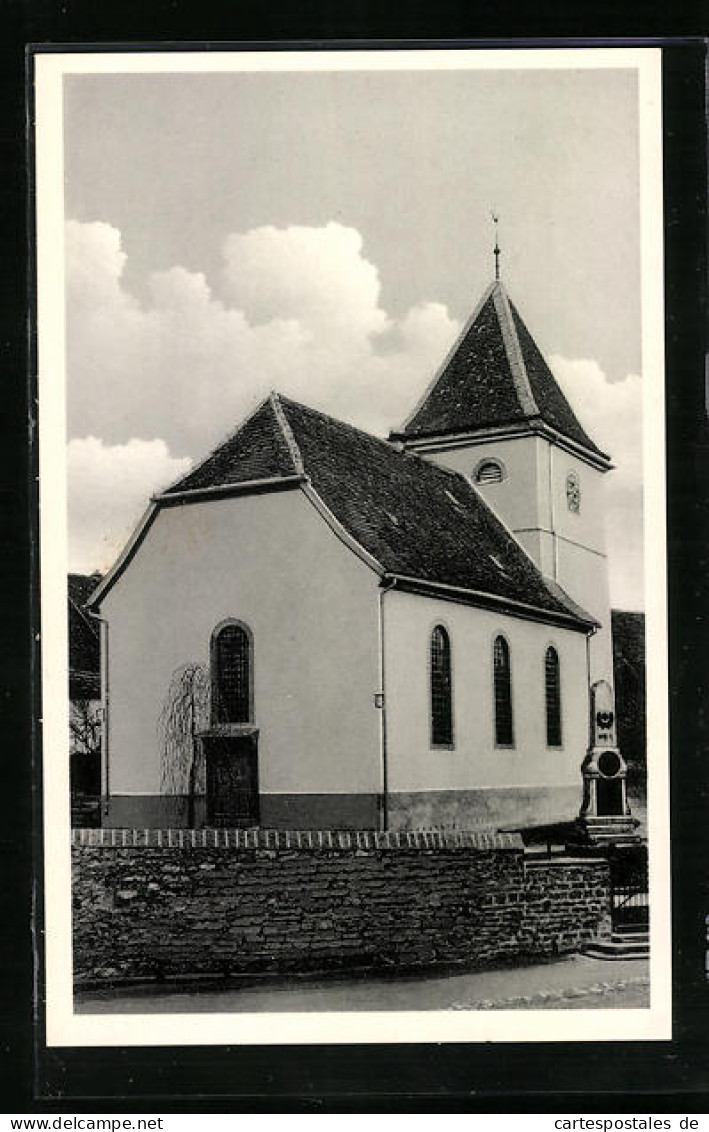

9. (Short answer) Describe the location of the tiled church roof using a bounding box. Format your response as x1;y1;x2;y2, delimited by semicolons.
162;394;595;629
392;280;608;462
164;394;302;491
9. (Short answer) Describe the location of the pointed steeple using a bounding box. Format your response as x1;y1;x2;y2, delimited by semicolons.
392;278;610;468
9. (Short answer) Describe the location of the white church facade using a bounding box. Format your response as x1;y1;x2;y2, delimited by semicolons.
87;274;630;833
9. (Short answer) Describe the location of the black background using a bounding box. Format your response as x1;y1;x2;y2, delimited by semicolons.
2;2;707;1112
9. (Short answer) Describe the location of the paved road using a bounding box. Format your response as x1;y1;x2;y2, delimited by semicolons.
76;954;649;1014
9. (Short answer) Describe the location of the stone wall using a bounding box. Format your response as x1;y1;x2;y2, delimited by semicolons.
522;859;613;954
71;828;611;985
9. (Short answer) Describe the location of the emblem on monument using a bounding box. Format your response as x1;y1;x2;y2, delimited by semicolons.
591;680;616;747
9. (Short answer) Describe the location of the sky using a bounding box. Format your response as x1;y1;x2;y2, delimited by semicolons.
63;62;644;609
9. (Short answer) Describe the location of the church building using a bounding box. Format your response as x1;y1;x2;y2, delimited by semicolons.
87;268;629;833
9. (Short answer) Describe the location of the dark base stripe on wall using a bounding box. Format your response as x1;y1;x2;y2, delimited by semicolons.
98;785;583;832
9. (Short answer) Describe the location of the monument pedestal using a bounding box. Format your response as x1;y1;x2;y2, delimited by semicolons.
578;679;641;846
502;680;643;851
578;812;641;847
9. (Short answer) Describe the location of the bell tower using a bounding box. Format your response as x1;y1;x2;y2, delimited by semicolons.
390;257;615;698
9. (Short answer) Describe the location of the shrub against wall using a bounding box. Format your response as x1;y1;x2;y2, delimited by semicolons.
71;829;611;984
159;662;210;824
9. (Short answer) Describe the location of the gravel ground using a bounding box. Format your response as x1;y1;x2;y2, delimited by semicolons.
75;954;649;1014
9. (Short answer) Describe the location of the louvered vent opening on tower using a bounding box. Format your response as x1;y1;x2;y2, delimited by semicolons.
475;460;505;485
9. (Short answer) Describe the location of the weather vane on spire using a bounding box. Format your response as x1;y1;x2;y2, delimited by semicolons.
491;211;501;281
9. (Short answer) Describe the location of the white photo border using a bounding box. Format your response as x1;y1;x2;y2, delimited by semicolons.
35;45;670;1047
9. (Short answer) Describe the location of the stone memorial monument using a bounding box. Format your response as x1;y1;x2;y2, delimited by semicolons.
580;679;639;844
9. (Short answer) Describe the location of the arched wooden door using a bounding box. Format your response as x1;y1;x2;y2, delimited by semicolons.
204;732;259;827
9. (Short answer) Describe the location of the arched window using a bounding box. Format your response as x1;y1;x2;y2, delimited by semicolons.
493;635;514;746
545;646;562;747
211;621;253;724
474;458;505;485
430;625;453;746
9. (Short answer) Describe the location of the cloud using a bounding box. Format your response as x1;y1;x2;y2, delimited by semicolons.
603;484;645;612
66;219;128;308
550;356;644;609
549;356;643;487
67;436;191;574
66;218;460;454
221;222;387;337
65;218;461;573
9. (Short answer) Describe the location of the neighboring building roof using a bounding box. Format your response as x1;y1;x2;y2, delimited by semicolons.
69;572;102;608
70;668;100;701
611;610;645;680
157;393;596;630
391;279;609;464
68;574;101;699
611;609;646;772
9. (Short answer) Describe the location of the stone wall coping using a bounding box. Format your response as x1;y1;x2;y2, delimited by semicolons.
524;855;609;869
71;826;524;851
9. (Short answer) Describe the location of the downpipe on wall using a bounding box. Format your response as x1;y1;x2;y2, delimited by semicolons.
377;576;397;832
580;623;598;817
585;624;597;746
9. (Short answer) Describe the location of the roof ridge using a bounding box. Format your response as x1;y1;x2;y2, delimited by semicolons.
269;391;306;476
278;393;404;454
492;281;539;418
278;395;487;488
279;392;526;491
